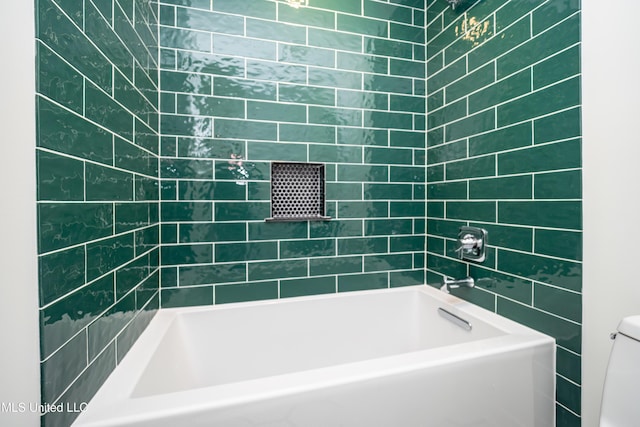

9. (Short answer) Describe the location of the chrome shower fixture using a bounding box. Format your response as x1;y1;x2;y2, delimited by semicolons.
446;0;464;10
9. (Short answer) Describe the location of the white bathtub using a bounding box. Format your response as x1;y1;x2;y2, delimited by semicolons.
73;285;555;427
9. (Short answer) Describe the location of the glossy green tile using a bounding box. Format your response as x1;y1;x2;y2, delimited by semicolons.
338;272;388;292
280;276;336;298
180;181;245;201
279;44;334;68
390;235;424;252
470;266;532;304
468;16;531;71
215;281;279;304
248;259;307;281
498;76;580;126
161;243;212;265
37;151;84;201
176;51;244;78
469;122;532;156
38;246;86;306
446;156;494;182
364;253;412;272
161;201;212;222
469;175;532;200
248;141;307;162
534;46;580;90
85;83;133;141
499;200;581;230
309;0;360;14
179;222;245;243
447;201;496;222
38;0;112;92
162;70;212;95
280;239;336;259
215;160;270;181
390;95;425;113
390;22;424;43
308;67;362;90
557;347;581;385
498;139;581;175
494;0;543;31
337;14;388;38
427;98;466;129
177;137;245;159
309;256;362;276
175;94;244;119
427;182;467;200
38;203;113;253
557;375;581;416
469;69;531;114
176;8;243;35
534;283;581;323
391;201;425;217
160;27;211;52
365;147;413;165
115;203;150;233
497;249;581;292
309;28;362;53
338;201;388;218
310;220;362;239
534;107;581;144
390;269;425;287
247;59;307;85
364;0;412;24
214;76;277;101
214;119;277;141
37;98;113;165
162;286;213;308
338;237;388;255
535;229;582;261
116;138;155;177
280;123;336;143
497;297;580;354
337;52;388;74
248;222;307;241
309;144;362;164
426;140;466;165
308;106;361;127
326;183;362;200
247;101;306;123
279;83;335;106
364;183;413;200
213;0;276;19
498;14;580;79
42;340;115;427
215;241;277;263
179;263;246;286
41;332;87;403
389;166;425;183
279;3;332;26
426;253;467;280
86;163;133;201
135;226;160;256
215;202;270;221
535;170;581;200
427;219;466;238
160;158;212;179
86;234;135;280
115;255;150;299
37;42;84;114
364;74;413;94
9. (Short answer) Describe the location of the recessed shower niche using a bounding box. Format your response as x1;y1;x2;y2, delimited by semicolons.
267;162;330;222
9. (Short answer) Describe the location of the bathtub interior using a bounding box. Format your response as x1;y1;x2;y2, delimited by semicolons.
131;287;507;397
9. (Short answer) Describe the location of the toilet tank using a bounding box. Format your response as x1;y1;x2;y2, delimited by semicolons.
600;316;640;427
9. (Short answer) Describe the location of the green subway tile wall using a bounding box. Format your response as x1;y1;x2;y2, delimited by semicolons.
33;0;583;426
425;1;581;426
158;0;428;303
35;0;160;425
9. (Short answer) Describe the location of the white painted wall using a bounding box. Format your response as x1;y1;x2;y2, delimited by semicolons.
0;1;40;426
582;2;640;426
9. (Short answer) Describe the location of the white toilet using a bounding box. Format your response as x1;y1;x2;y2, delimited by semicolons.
600;315;640;426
